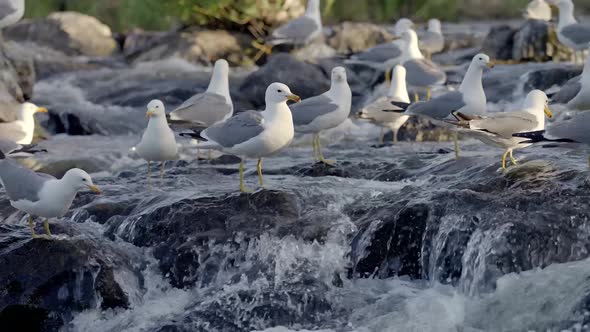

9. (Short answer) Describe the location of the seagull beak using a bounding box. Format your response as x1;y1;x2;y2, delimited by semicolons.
287;94;301;103
37;107;48;113
486;62;495;68
146;110;156;118
88;184;101;194
544;105;553;118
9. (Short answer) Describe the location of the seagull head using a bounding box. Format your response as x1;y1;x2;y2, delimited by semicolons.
555;0;573;12
428;19;442;33
472;53;494;69
394;18;414;35
146;100;166;118
213;59;229;77
21;102;48;117
331;66;348;83
62;168;101;194
525;90;552;119
266;83;300;104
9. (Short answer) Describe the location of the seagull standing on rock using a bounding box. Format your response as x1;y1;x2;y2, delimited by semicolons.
290;67;352;165
0;150;100;238
181;83;301;193
136;100;178;180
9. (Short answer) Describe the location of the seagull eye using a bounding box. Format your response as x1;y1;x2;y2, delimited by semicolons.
277;90;282;93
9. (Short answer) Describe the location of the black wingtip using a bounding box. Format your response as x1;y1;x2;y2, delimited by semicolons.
513;130;579;144
0;150;5;160
382;101;410;113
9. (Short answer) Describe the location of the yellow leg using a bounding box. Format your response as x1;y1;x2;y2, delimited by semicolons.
28;215;37;238
414;92;420;102
257;158;264;188
317;135;335;165
208;150;212;160
379;127;384;145
502;149;510;170
239;160;250;193
393;128;399;144
426;88;431;101
453;132;460;160
160;161;165;179
509;150;518;165
385;69;392;83
43;219;52;236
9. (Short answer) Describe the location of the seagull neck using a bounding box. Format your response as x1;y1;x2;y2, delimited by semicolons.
558;9;577;28
305;1;322;24
329;80;351;98
387;77;410;102
459;64;483;95
429;25;442;34
404;40;424;61
148;116;170;131
265;101;292;121
207;70;231;102
51;179;79;203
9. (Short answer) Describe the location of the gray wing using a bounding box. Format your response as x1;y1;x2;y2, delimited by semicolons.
353;43;402;63
290;94;339;126
0;139;19;154
203;110;264;148
552;77;581;104
0;1;16;20
407;91;465;120
561;23;590;45
404;59;446;87
0;159;54;202
170;92;233;126
546;112;590;144
0;121;26;142
271;16;319;44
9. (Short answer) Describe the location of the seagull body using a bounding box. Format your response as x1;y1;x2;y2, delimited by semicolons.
357;65;410;143
268;0;322;47
290;67;352;163
555;0;590;52
182;83;301;192
524;0;552;21
419;19;445;58
136;100;178;179
0;0;24;29
0;149;100;237
553;46;590;109
0;102;48;144
169;59;233;127
453;90;552;169
400;29;446;98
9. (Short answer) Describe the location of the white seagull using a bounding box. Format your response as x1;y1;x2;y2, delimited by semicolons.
0;102;48;145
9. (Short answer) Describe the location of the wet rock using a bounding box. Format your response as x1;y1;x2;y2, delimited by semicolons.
0;225;136;328
124;29;253;66
512;20;553;62
5;12;117;57
481;25;515;60
327;22;395;54
239;54;329;108
2;42;35;100
104;190;301;288
523;64;582;93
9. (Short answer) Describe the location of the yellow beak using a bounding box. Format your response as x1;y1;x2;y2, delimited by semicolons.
146;110;156;118
486;62;495;68
88;185;101;194
288;94;301;103
544;105;553;118
37;107;48;113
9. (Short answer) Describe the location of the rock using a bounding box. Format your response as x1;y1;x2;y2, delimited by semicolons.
327;22;395;54
2;42;35;100
523;64;582;93
0;225;138;329
512;20;553;62
124;29;253;66
481;25;515;60
4;12;117;57
239;54;330;108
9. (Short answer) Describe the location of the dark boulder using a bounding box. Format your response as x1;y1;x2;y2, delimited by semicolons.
481;25;515;60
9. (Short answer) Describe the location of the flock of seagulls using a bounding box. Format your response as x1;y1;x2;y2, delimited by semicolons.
0;0;588;238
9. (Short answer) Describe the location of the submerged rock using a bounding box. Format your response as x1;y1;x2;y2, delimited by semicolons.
5;12;117;57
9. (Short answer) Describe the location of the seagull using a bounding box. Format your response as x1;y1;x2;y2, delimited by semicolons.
400;29;446;101
0;149;100;238
419;19;445;59
0;139;46;158
169;59;233;126
0;0;24;30
290;67;352;164
513;111;590;166
345;18;414;82
135;100;179;180
452;90;552;170
0;102;48;145
180;83;300;192
357;65;410;144
524;0;552;21
554;0;590;62
552;43;590;110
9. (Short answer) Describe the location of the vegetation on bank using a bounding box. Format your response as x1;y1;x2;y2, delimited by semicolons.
25;0;590;32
